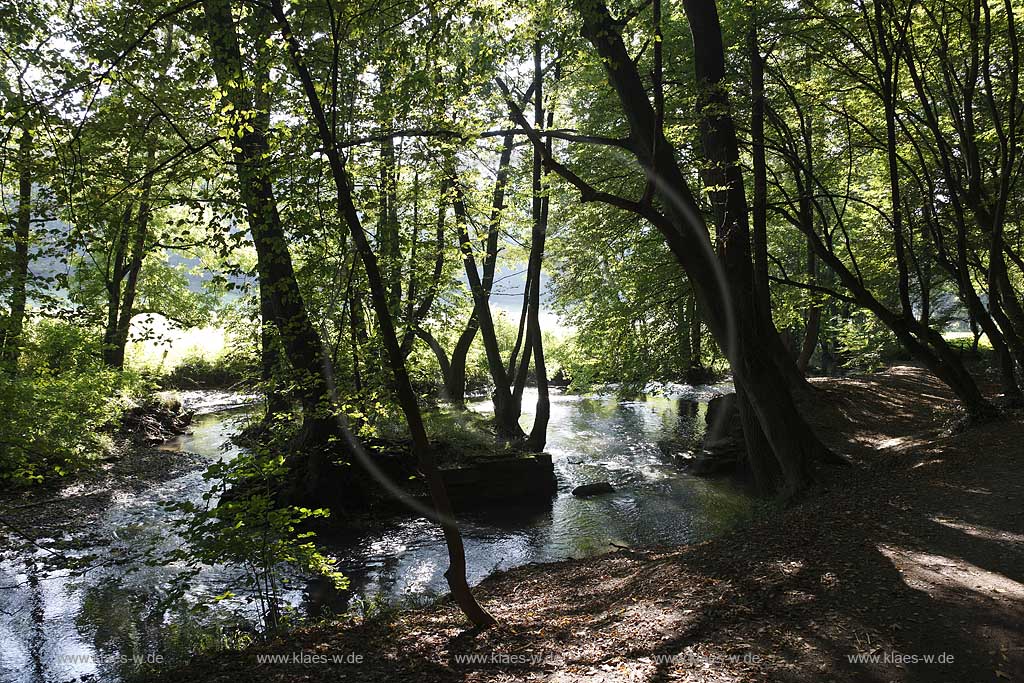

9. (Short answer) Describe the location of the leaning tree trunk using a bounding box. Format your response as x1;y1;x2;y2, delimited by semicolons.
442;85;537;413
269;0;495;627
445;130;518;412
565;0;834;496
451;182;526;442
203;0;361;510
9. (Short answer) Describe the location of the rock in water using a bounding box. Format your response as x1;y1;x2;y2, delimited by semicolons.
572;482;615;497
703;393;744;453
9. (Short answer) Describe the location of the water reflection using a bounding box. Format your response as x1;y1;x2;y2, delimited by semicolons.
0;385;746;683
330;387;747;601
0;410;254;683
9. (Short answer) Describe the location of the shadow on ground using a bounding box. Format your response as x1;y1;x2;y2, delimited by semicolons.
156;366;1024;683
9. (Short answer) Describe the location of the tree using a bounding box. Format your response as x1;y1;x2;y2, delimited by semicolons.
501;0;837;496
201;0;367;512
265;0;495;626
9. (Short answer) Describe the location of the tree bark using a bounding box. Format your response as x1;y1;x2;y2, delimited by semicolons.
104;137;157;369
749;21;771;326
101;202;134;368
400;178;448;358
525;39;551;452
203;0;356;509
451;181;526;441
748;18;811;391
796;243;821;373
445;130;517;410
684;0;819;494
688;291;702;370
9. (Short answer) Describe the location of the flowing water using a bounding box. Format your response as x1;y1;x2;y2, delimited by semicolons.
0;385;748;683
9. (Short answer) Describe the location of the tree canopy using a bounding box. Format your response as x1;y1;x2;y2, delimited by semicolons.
1;0;1022;629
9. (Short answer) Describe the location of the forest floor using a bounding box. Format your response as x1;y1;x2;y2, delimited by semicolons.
156;365;1024;683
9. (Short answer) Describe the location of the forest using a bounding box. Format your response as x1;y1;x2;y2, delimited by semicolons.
1;0;1022;680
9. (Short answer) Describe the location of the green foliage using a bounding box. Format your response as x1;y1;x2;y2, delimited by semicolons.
549;208;707;389
371;403;507;463
944;332;993;353
19;316;104;374
349;592;399;624
0;319;147;485
161;448;346;634
419;408;502;461
833;310;904;372
546;336;593;390
160;349;255;389
69;253;218;334
942;332;995;368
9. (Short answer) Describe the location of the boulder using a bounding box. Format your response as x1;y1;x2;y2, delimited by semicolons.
572;481;615;497
439;452;558;508
122;397;194;444
685;366;715;385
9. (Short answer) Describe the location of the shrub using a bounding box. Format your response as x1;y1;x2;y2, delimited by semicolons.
160;350;254;389
0;319;147;485
161;451;346;634
833;310;905;372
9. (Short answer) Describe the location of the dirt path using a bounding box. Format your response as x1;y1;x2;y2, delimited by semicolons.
157;366;1024;683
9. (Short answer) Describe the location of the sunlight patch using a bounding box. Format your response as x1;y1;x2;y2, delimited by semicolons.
878;543;1024;602
929;517;1024;546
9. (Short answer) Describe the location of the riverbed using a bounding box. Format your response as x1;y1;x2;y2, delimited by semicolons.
0;386;748;683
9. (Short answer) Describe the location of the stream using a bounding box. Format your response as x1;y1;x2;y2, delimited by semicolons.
0;385;749;683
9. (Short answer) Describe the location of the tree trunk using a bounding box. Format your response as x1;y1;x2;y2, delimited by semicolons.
748;17;811;392
377;68;402;311
446;316;478;405
260;304;289;420
444;130;518;413
689;291;702;370
506;270;531;379
563;0;832;496
101;203;133;367
416;327;453;393
688;0;829;494
269;0;494;626
349;278;367;394
749;22;771;326
107;137;158;370
203;0;357;510
400;177;448;358
451;182;525;441
525;40;551;452
796;241;820;373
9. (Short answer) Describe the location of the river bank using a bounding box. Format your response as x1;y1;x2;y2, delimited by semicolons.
1;383;749;682
153;366;1024;682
